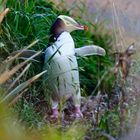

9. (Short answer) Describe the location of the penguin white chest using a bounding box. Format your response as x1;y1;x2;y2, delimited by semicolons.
44;32;75;61
44;32;80;103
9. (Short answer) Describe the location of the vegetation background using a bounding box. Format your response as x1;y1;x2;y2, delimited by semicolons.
0;0;140;140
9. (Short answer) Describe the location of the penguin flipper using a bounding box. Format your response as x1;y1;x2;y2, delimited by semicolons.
75;45;106;57
11;50;44;63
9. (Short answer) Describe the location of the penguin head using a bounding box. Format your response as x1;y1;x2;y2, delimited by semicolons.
50;15;88;41
57;15;88;32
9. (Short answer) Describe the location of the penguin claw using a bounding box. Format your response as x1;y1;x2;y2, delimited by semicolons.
74;112;83;119
50;114;59;119
50;109;59;119
70;111;83;119
73;106;83;119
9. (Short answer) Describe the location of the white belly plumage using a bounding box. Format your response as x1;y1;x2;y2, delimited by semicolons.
43;32;80;103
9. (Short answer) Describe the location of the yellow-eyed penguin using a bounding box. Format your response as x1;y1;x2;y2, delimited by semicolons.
11;15;106;119
43;15;105;119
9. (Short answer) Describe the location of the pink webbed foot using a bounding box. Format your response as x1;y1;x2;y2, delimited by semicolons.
73;106;83;119
50;108;59;119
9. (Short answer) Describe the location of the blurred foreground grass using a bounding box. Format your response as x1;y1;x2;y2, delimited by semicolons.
0;102;86;140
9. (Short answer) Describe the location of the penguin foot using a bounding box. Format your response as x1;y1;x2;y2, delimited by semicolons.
72;106;83;119
50;108;59;119
74;111;83;119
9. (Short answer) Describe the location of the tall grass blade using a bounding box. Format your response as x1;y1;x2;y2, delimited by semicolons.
0;51;42;84
8;88;28;107
0;8;9;23
8;63;31;91
11;50;44;63
0;0;7;12
1;70;47;103
5;39;39;63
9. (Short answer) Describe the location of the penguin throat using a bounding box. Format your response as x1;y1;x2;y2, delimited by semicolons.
49;30;66;43
54;28;66;39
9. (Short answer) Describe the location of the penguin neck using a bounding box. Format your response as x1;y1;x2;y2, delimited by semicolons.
49;29;67;43
54;28;66;39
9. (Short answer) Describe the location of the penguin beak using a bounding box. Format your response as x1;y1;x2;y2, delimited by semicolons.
75;24;88;31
